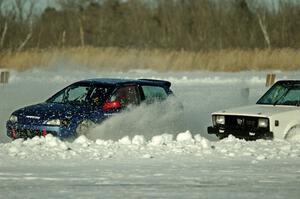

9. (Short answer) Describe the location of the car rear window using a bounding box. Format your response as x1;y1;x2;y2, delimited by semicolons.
141;86;167;103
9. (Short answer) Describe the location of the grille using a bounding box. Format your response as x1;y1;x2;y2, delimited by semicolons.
225;116;259;130
18;117;43;125
15;129;57;139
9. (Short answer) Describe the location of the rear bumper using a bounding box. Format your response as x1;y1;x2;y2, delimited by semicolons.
207;126;273;140
6;122;75;140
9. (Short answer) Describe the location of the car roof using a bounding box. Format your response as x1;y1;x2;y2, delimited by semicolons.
75;78;171;88
276;80;300;85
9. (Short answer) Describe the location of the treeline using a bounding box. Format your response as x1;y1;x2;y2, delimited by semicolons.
1;0;300;52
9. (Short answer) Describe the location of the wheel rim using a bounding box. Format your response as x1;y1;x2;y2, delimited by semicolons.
76;120;92;136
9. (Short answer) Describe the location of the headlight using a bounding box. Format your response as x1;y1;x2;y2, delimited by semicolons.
9;115;18;123
45;119;61;126
213;115;225;125
61;119;70;126
258;118;269;128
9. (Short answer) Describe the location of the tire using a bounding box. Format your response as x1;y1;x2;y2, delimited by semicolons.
285;125;300;141
75;120;94;136
217;134;228;140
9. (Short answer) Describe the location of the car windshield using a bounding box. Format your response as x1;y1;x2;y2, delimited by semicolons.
46;84;112;106
257;82;300;106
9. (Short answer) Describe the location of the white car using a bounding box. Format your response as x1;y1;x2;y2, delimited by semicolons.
208;80;300;140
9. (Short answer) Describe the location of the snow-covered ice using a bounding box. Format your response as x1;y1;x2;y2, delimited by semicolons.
1;69;300;198
1;133;300;198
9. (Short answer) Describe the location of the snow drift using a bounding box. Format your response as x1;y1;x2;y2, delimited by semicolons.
2;132;300;162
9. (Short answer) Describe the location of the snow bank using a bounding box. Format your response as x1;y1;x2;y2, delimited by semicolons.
1;133;299;162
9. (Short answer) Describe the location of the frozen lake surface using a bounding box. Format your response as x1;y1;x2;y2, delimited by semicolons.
1;69;300;198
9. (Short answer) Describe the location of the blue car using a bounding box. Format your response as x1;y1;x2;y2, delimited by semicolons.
6;78;175;140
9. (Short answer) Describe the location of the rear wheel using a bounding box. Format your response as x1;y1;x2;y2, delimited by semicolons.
76;120;94;136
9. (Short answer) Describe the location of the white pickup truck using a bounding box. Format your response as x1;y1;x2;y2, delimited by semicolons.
208;80;300;140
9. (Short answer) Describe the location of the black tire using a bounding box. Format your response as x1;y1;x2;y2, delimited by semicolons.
75;120;94;137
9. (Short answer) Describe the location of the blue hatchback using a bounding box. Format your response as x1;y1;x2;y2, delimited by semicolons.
6;78;175;140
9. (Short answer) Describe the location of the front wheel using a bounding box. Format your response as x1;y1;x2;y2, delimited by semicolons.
285;125;300;141
75;120;95;137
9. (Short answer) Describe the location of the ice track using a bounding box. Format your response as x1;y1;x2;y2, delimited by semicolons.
1;69;300;198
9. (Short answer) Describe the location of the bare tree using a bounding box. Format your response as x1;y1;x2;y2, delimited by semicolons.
14;0;35;21
14;0;25;21
0;0;300;51
0;21;7;48
17;21;32;51
257;13;271;48
58;0;91;10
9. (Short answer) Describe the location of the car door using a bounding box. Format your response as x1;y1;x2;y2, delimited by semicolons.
88;85;114;123
103;85;141;114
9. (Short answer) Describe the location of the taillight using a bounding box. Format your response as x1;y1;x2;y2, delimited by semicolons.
103;100;121;111
42;129;47;137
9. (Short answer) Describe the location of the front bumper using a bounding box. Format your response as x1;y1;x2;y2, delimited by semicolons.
6;122;75;140
207;126;273;140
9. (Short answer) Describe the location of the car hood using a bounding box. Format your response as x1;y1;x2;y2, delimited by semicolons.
13;102;90;121
213;104;300;118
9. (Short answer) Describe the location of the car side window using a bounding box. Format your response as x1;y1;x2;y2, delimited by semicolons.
278;87;300;105
89;87;111;106
65;86;90;103
110;86;140;107
141;86;168;103
49;85;91;105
